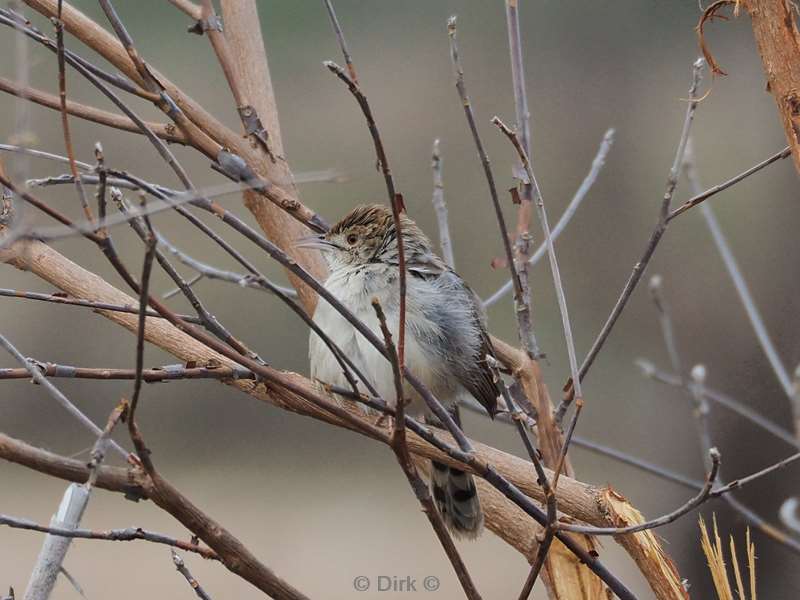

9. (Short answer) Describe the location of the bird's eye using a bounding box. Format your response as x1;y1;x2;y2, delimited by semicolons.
346;233;358;245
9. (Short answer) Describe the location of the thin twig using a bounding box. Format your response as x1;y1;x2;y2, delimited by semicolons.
636;360;799;449
321;0;357;83
430;138;454;269
683;140;794;396
0;333;127;458
559;448;721;535
447;17;540;358
0;287;203;325
0;362;252;382
492;116;582;488
128;211;157;426
54;0;94;225
556;57;706;423
0;514;218;558
669;145;791;221
323;60;407;363
373;299;481;600
484;355;555;600
0;77;187;144
483;128;615;308
171;551;213;600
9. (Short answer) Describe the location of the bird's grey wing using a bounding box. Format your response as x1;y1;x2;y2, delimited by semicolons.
430;270;498;418
461;317;499;418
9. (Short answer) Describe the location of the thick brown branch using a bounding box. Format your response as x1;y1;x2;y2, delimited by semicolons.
0;77;186;143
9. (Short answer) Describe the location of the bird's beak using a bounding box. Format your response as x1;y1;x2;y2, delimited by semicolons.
295;234;336;252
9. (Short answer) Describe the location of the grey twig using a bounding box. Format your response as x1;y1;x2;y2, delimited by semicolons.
492;116;583;485
484;355;555;600
321;0;357;84
447;16;541;358
668;145;791;221
559;448;721;536
556;58;706;423
372;300;482;600
0;362;253;383
0;333;127;458
53;1;94;227
0;287;204;325
648;275;683;378
430;139;454;269
163;273;203;300
683;140;794;397
483;128;615;308
636;359;799;449
57;568;87;600
171;551;213;600
0;513;217;559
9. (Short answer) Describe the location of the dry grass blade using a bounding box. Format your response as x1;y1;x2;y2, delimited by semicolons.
699;515;758;600
700;515;733;600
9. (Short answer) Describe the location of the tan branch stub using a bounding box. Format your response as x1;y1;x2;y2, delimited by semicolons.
2;237;686;600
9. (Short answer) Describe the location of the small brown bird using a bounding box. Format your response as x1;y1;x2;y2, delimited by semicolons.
306;204;497;538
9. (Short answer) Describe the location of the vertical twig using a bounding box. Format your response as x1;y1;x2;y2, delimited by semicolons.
54;0;94;225
483;128;615;308
321;2;406;364
503;0;540;359
431;139;455;269
683;140;794;397
484;355;556;600
447;17;540;358
322;0;357;84
492;117;582;488
372;300;481;600
557;57;705;423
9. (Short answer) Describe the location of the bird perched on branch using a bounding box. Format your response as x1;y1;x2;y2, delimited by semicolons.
305;204;497;538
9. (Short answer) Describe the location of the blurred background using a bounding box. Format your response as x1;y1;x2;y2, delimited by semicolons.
1;0;799;597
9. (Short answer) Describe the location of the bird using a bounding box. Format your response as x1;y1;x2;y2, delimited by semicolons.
305;204;497;539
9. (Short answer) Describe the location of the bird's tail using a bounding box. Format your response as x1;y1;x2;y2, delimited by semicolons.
430;459;484;539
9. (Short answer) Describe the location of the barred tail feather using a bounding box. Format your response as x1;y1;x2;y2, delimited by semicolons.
431;460;484;539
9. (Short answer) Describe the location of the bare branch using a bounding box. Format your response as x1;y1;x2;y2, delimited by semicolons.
0;513;218;559
372;300;482;600
683;140;794;397
0;77;187;144
430;139;455;269
171;551;214;600
483;128;614;308
0;333;127;458
557;57;706;422
447;16;541;358
559;448;721;535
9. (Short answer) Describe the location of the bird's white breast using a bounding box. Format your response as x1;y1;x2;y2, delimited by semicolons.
309;265;451;413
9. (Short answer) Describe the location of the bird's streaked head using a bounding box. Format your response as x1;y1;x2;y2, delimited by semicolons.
301;204;432;270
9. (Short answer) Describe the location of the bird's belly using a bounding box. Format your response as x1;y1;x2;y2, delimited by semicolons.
309;281;454;416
